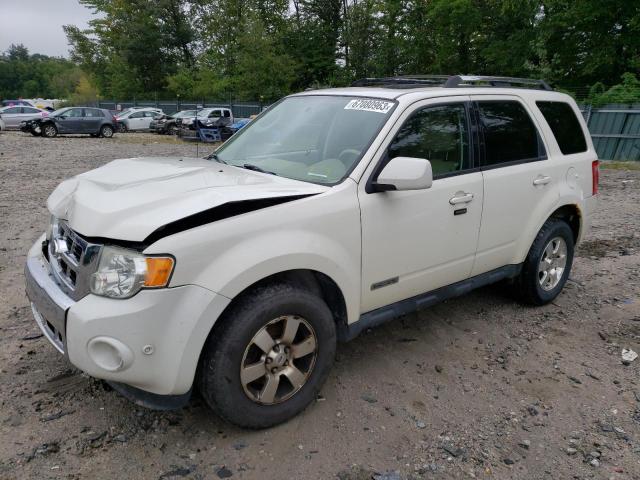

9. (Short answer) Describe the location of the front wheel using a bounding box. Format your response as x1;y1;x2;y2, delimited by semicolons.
514;218;575;305
199;284;336;429
100;125;114;138
42;123;57;138
167;124;178;135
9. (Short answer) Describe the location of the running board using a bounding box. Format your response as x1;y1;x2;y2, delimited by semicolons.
340;264;522;342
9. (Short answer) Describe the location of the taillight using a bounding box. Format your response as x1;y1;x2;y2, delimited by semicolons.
592;160;599;195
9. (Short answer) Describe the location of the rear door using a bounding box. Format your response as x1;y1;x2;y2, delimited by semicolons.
471;95;559;275
127;111;145;130
82;108;104;133
1;107;22;127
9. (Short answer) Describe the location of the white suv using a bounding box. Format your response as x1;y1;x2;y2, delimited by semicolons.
25;76;598;428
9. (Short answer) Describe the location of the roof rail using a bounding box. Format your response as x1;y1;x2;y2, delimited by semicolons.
351;75;449;88
350;75;553;91
443;75;553;91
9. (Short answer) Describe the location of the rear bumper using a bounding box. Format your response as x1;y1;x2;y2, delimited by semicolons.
578;194;598;244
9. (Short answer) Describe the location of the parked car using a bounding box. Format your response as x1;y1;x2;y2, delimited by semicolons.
1;99;35;107
0;105;48;129
24;75;598;429
116;108;163;132
177;107;234;140
150;110;197;135
21;107;117;138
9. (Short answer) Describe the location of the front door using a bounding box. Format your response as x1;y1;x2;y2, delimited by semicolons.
359;98;483;313
58;108;84;133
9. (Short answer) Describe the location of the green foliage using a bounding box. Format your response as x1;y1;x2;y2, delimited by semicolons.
587;73;640;106
4;0;639;103
0;44;82;99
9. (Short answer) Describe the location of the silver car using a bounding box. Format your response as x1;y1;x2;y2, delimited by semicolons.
0;105;48;129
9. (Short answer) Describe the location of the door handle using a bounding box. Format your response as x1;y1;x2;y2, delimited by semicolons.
533;175;552;186
449;192;474;205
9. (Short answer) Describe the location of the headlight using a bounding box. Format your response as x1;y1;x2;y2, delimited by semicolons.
90;246;174;299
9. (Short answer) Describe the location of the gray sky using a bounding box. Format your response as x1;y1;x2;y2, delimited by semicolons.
0;0;97;57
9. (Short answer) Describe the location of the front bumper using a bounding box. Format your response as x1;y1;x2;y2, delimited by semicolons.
25;235;231;399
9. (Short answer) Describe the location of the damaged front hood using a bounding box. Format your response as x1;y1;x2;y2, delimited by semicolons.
48;156;329;242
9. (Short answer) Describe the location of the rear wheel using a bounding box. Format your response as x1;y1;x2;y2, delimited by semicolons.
514;218;574;305
42;123;57;138
118;122;127;133
100;125;114;138
199;284;336;429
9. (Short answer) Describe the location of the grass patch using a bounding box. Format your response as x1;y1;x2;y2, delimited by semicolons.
600;160;640;171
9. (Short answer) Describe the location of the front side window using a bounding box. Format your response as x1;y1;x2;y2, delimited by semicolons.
388;103;470;177
23;107;39;113
215;96;395;184
536;101;587;155
66;108;83;118
478;101;543;166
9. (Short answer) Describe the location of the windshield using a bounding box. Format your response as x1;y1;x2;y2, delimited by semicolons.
175;110;196;118
214;96;395;184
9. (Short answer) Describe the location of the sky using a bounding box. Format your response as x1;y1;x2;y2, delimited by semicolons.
0;0;97;57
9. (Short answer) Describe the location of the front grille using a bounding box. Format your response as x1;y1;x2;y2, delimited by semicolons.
47;221;102;301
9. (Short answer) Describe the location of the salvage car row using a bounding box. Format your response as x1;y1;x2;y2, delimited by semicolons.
4;104;251;140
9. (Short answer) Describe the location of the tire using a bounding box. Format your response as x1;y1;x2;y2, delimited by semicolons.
42;123;57;138
118;123;127;133
100;125;114;138
514;218;574;305
167;124;178;135
199;283;336;429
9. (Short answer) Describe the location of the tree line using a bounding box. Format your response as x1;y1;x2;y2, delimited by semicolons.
2;1;639;104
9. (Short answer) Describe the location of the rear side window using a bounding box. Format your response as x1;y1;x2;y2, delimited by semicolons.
478;101;543;166
536;101;587;155
84;109;103;117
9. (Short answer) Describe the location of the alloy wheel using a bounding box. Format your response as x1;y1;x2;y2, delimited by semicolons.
538;236;568;291
240;315;318;405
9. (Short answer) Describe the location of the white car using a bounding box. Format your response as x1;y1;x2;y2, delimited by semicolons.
0;115;5;132
116;108;163;132
25;75;598;428
0;105;48;129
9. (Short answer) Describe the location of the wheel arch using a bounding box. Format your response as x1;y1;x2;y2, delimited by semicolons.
213;269;349;342
516;202;582;264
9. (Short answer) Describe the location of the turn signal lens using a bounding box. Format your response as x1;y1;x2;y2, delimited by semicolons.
144;257;175;287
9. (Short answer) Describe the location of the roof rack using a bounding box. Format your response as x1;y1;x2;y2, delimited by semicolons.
350;75;553;91
444;75;552;91
351;75;450;88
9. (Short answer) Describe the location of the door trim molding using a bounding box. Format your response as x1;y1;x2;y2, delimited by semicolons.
339;264;522;342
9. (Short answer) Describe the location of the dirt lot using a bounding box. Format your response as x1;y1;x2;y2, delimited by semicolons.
1;130;639;480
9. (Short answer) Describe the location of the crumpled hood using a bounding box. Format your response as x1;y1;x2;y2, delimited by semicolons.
47;157;329;242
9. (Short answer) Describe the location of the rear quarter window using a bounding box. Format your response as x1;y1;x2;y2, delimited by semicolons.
536;101;587;155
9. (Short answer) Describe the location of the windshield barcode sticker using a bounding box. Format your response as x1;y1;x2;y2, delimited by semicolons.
344;99;394;114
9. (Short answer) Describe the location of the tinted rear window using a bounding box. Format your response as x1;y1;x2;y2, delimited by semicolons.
536;101;587;155
478;101;543;166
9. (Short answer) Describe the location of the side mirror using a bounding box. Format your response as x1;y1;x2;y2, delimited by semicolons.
373;156;433;192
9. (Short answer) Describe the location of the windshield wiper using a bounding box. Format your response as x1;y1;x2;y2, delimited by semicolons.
242;163;277;176
207;153;227;164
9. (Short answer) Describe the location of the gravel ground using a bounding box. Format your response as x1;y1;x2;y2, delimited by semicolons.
1;130;639;480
